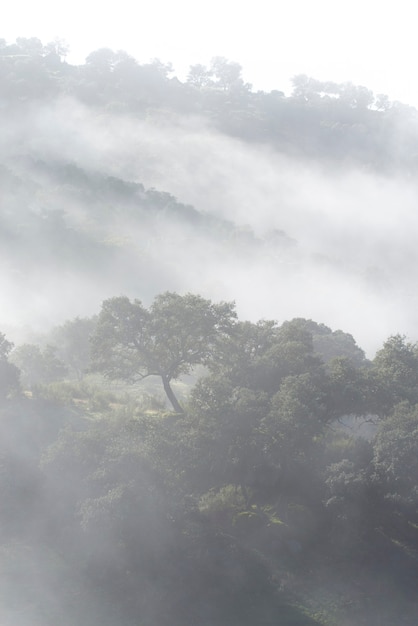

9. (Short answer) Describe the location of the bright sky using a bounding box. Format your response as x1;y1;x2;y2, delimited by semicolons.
4;0;418;104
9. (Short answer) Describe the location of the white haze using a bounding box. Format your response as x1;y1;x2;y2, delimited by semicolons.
5;0;418;107
2;97;418;355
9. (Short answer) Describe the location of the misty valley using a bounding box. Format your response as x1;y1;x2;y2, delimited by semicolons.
1;36;418;625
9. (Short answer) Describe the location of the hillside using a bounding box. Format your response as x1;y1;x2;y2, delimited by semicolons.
2;37;418;350
1;36;418;625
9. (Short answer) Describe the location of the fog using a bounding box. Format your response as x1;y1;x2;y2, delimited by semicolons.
2;57;418;625
2;96;418;354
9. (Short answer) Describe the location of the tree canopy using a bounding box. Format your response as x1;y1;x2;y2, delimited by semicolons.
0;332;20;400
91;292;236;412
1;303;418;624
1;30;418;624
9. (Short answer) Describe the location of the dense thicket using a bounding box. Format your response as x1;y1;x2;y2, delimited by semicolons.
1;300;418;625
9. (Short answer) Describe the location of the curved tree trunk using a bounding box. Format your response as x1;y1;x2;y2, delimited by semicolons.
161;374;184;413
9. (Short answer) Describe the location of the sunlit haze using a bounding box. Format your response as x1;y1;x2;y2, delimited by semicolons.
5;0;418;104
2;9;418;624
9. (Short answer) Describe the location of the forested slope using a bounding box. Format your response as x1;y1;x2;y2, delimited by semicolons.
2;37;418;172
1;36;418;625
1;296;418;625
2;36;418;347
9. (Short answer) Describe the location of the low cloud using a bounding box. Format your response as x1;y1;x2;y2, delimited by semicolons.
2;97;418;355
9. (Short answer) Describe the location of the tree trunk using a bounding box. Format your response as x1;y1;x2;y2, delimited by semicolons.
161;375;184;413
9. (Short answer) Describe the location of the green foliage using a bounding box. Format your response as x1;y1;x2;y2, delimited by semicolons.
198;484;247;523
370;335;418;414
209;319;277;387
326;356;369;418
11;343;67;388
324;458;373;536
0;332;20;400
50;316;97;380
1;35;416;172
4;296;418;622
91;292;236;412
31;379;120;417
373;402;418;514
269;372;327;438
3;29;418;620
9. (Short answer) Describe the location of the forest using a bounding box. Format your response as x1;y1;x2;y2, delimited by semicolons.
1;36;418;625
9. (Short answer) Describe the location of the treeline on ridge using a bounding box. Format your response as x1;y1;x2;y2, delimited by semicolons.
1;36;418;172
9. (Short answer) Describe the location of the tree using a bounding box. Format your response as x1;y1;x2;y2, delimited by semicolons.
0;333;20;400
0;332;20;400
44;38;69;60
210;318;323;395
210;56;250;92
10;343;67;388
15;37;43;57
375;93;391;112
85;47;118;73
339;82;374;109
292;319;367;367
208;319;278;388
291;74;323;101
369;334;418;415
187;63;213;88
262;372;328;491
50;316;97;380
325;357;369;419
91;292;236;412
373;402;418;520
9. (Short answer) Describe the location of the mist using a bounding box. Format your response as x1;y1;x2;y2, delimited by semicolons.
2;43;418;626
2;95;418;354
